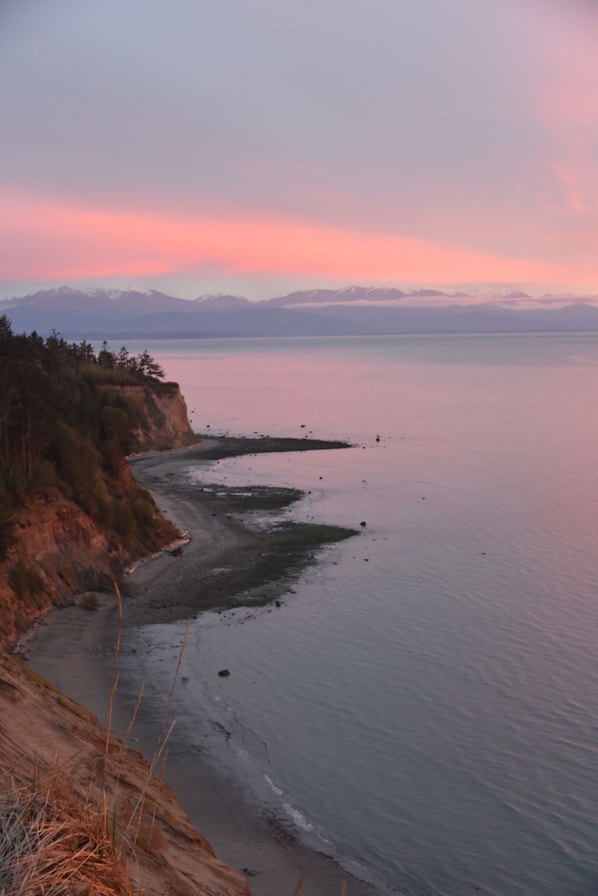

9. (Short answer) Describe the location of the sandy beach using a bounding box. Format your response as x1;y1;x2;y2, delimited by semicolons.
28;438;383;896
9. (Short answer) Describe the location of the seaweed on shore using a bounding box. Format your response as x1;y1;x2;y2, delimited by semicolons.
199;519;358;610
188;435;351;461
126;481;358;623
196;483;304;511
124;434;359;625
165;435;353;461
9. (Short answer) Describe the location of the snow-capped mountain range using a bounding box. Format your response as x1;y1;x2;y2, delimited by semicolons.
2;285;598;338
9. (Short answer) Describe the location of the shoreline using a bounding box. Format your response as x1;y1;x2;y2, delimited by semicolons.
123;436;357;624
27;436;385;896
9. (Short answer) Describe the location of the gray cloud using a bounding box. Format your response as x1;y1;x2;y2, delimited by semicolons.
0;2;532;206
1;0;597;295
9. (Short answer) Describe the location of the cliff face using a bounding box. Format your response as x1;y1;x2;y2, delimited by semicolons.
0;382;197;648
0;651;251;896
0;495;113;645
123;383;197;451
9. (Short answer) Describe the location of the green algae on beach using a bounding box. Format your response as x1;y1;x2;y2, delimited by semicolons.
125;467;358;623
122;435;359;623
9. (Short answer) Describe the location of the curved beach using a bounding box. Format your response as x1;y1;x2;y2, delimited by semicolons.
28;439;383;896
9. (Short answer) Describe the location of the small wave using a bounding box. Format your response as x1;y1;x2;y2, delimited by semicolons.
264;773;283;796
282;802;313;831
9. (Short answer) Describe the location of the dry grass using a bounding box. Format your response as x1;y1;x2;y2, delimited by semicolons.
0;772;136;896
0;582;185;896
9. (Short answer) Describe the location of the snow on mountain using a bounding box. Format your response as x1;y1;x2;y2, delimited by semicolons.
3;285;598;339
267;286;411;307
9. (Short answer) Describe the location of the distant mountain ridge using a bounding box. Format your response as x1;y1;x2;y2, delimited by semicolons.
2;285;598;337
266;286;412;306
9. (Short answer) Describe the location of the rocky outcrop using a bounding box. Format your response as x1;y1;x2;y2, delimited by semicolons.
0;651;251;896
117;383;197;451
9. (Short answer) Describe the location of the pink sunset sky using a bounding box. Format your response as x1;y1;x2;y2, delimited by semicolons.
1;0;598;301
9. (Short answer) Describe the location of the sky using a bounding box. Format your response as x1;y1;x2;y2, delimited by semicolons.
1;0;598;301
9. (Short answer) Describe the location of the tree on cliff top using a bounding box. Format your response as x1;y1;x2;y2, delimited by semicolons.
0;316;174;561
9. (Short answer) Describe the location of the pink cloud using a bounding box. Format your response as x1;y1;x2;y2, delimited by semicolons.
522;2;598;221
2;186;598;291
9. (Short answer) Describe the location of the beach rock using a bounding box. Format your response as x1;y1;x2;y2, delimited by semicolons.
218;669;231;677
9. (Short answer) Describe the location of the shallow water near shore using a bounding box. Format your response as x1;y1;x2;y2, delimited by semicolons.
38;335;598;894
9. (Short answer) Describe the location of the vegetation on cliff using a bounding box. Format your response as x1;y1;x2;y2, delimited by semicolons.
0;316;181;642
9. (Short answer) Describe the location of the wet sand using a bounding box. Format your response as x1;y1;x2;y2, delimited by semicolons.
28;437;384;896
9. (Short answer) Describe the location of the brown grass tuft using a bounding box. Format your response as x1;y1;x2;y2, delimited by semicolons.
0;771;137;896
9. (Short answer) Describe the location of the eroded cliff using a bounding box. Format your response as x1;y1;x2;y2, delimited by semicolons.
0;382;197;647
117;382;197;452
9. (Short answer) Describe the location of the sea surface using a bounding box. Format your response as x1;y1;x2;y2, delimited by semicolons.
80;335;598;893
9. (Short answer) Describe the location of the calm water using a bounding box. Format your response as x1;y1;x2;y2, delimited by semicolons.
104;336;598;893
